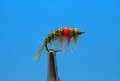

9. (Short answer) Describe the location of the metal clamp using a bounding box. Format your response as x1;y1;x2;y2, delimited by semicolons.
46;44;61;81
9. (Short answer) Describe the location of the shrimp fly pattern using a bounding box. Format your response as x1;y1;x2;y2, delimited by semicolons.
34;27;85;60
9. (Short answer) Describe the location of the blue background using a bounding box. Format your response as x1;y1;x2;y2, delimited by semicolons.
0;0;120;81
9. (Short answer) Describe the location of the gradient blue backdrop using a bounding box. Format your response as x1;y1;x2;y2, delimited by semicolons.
0;0;120;81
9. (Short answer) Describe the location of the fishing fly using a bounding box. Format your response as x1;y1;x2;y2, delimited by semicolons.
34;27;85;60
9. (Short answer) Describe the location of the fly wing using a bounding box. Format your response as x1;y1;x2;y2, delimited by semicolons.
33;43;45;60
